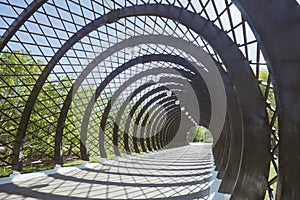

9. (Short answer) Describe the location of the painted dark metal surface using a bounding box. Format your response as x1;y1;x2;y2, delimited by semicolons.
77;54;211;160
145;103;180;149
213;127;226;171
158;104;178;148
2;1;294;199
102;85;169;155
122;87;174;154
160;112;183;148
216;118;231;179
13;4;249;171
93;75;191;156
150;102;180;148
0;0;47;51
233;1;300;199
131;95;177;153
109;73;210;154
131;94;174;153
153;105;182;148
109;74;192;156
150;109;182;149
56;53;208;162
111;83;156;156
139;99;177;150
217;66;243;194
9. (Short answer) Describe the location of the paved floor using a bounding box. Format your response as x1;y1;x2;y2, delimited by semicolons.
0;143;222;200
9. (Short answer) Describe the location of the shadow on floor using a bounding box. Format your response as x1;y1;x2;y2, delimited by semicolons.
0;144;215;200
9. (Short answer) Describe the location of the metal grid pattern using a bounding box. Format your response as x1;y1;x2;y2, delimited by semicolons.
0;0;282;199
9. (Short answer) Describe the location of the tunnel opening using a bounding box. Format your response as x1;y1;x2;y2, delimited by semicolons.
187;126;213;143
1;0;299;199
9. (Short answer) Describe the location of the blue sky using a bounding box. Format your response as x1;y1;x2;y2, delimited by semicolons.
0;0;268;75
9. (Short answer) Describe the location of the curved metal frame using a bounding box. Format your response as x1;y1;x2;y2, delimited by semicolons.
138;98;177;150
98;72;211;157
76;54;209;161
147;100;178;149
131;94;177;152
149;104;182;149
0;0;47;51
1;1;296;198
148;107;182;149
13;4;226;168
12;3;269;193
232;1;300;198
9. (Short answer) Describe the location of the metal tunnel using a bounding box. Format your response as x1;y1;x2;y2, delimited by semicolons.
0;0;300;199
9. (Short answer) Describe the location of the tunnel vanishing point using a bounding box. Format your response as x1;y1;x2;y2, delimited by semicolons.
0;0;300;199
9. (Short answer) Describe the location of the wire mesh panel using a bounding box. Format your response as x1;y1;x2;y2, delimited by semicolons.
0;0;280;199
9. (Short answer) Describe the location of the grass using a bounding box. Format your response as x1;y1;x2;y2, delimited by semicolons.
0;163;56;177
0;166;12;178
21;163;55;174
265;160;278;200
63;160;83;167
269;160;278;189
1;150;152;178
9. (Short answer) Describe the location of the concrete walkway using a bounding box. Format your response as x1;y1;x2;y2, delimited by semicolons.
0;143;227;200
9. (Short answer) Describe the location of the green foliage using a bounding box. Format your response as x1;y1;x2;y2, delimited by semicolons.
0;50;77;176
187;126;212;142
258;70;278;132
0;50;41;134
259;70;275;105
0;50;43;175
0;50;160;177
259;70;279;196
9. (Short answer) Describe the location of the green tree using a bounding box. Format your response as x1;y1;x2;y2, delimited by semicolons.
0;50;77;176
0;50;43;175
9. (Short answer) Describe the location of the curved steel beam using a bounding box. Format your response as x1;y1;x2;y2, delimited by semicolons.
233;1;300;198
89;74;192;157
100;86;173;157
140;99;177;150
150;104;182;149
54;44;213;162
213;124;228;170
122;87;178;154
126;72;212;153
0;0;47;51
112;82;155;156
75;54;209;161
13;6;269;199
132;95;178;152
109;74;210;155
159;111;183;148
112;73;209;155
131;95;178;153
85;67;211;158
110;76;191;157
148;107;182;150
15;4;229;170
114;84;178;154
215;114;231;177
217;63;243;193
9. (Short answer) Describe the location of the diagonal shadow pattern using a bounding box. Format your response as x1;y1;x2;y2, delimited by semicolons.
0;143;216;199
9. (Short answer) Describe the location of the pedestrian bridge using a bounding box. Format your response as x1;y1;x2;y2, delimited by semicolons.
0;1;300;199
0;143;228;199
